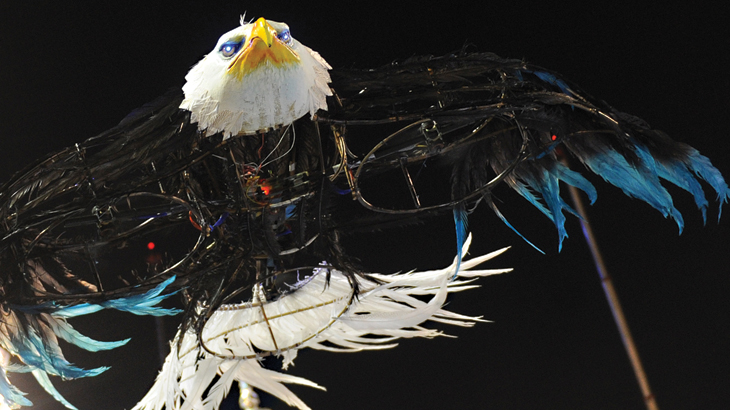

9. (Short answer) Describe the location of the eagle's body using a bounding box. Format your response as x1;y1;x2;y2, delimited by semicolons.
0;16;728;410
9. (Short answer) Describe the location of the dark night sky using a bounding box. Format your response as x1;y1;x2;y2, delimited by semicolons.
1;2;729;410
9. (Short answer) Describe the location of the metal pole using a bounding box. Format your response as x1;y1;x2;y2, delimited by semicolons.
154;316;167;367
566;184;659;410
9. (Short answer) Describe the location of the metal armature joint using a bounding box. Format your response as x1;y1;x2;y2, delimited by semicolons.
420;119;442;144
75;142;99;199
93;204;115;227
330;124;357;199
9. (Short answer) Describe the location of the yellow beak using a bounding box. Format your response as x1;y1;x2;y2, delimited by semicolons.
228;18;300;80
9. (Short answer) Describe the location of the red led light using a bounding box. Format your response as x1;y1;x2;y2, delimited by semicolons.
147;242;155;250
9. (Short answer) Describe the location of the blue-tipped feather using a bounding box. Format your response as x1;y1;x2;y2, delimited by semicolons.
509;178;552;218
0;277;179;410
552;165;598;205
574;140;685;231
32;369;78;410
678;148;730;221
539;175;569;250
98;276;181;316
285;204;297;219
527;70;573;96
48;318;130;352
485;198;545;254
331;184;352;195
512;136;728;247
453;204;468;278
651;149;730;223
654;155;710;223
633;144;685;231
56;276;180;318
0;369;32;407
4;363;33;373
50;304;101;319
507;162;598;250
209;212;229;230
514;69;524;81
9;317;109;380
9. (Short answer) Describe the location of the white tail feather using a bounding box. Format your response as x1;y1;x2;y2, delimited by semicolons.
133;234;510;410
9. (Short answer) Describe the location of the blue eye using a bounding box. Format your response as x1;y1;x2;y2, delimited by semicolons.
277;30;292;44
219;39;244;58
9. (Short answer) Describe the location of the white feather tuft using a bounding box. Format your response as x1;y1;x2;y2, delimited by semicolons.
180;20;331;137
133;233;510;410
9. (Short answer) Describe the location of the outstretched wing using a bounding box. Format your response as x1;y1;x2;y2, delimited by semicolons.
322;52;729;251
0;92;208;409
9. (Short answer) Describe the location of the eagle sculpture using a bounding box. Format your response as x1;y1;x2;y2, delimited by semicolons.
0;16;727;410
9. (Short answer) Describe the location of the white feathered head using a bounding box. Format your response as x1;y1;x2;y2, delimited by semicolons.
180;17;332;137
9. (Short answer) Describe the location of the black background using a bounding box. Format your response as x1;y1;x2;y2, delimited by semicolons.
0;2;728;409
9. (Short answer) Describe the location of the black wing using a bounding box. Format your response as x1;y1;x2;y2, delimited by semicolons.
321;52;729;250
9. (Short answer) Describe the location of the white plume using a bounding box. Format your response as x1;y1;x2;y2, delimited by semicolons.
180;20;332;137
133;234;511;410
